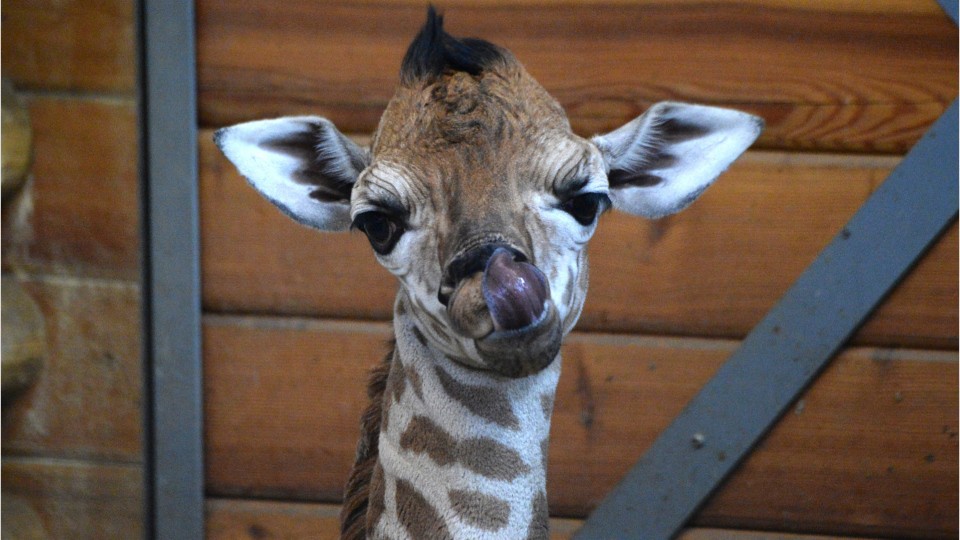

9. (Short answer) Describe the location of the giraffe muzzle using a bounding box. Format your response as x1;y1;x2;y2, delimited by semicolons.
445;245;548;338
445;246;561;377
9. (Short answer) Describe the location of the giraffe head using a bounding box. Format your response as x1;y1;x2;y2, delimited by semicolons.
215;8;762;378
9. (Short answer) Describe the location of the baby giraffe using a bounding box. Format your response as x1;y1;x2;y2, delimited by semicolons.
216;7;761;540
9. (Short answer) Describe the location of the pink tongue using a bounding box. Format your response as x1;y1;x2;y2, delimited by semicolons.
482;248;550;332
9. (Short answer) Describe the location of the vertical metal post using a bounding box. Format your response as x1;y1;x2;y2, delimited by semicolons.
140;0;204;538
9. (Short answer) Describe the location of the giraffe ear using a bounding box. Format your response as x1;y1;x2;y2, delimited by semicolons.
214;116;370;231
592;102;763;219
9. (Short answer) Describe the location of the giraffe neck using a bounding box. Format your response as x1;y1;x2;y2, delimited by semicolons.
365;293;559;539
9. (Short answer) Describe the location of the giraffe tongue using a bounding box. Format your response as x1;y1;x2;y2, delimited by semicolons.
482;248;550;332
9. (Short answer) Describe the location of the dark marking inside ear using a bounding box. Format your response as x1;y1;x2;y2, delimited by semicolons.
260;128;315;162
344;140;370;175
644;151;678;170
657;117;712;144
260;121;357;201
608;170;664;188
309;187;349;203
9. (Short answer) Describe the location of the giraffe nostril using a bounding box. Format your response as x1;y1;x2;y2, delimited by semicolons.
437;285;454;306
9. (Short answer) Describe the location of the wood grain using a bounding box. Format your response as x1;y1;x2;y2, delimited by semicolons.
206;498;876;540
327;0;941;11
203;315;958;537
1;0;136;93
196;1;957;152
1;276;142;462
1;457;143;539
200;133;958;348
0;97;140;280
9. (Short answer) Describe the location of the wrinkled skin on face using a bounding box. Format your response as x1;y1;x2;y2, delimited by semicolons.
351;68;609;377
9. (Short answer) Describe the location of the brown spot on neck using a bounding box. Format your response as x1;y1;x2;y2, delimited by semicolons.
458;437;531;481
539;393;554;420
434;365;520;429
449;489;511;532
540;437;549;474
399;415;458;466
395;478;454;540
406;363;424;401
400;415;531;482
388;351;408;404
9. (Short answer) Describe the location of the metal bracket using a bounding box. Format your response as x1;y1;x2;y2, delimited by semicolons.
575;99;958;539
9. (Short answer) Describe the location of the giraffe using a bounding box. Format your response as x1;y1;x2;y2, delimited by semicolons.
215;8;762;539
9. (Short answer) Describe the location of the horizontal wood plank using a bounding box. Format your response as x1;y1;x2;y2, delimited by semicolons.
207;499;343;540
200;133;958;348
1;0;136;93
203;315;958;538
206;498;875;540
321;0;942;11
1;97;140;280
1;457;143;539
196;1;957;152
1;276;142;462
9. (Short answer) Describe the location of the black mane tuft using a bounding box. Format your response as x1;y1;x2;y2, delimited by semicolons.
400;6;506;84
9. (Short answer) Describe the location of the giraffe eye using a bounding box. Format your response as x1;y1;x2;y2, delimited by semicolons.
561;192;610;226
353;211;405;255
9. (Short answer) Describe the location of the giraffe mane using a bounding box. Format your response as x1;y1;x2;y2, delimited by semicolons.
400;5;509;86
340;342;394;540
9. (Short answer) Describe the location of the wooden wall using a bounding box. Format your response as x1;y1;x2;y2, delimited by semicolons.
197;1;958;538
2;0;955;539
1;0;143;536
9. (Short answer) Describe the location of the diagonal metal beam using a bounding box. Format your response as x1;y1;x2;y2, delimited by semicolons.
574;100;958;540
937;0;958;24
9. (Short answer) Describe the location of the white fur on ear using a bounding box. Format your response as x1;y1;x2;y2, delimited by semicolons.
214;116;369;231
593;102;763;219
